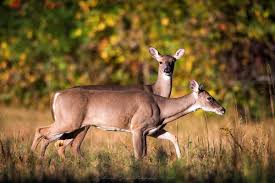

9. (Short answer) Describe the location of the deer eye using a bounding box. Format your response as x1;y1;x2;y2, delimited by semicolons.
207;97;213;101
159;62;163;64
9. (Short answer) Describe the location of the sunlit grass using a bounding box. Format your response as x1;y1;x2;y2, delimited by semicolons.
0;106;274;182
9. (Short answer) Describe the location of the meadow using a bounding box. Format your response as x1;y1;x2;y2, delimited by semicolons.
0;106;274;182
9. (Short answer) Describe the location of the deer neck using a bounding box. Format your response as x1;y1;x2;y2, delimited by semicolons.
157;93;199;121
152;71;172;98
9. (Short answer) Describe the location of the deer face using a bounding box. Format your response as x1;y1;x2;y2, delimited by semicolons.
149;47;185;77
190;80;225;115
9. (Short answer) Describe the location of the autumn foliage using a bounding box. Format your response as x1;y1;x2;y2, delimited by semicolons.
0;0;274;118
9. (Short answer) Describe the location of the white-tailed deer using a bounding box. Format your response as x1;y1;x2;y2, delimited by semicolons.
31;80;225;159
51;47;185;157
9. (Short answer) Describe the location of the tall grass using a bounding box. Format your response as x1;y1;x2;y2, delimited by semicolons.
0;106;274;182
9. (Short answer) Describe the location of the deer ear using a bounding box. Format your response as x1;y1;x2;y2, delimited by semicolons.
190;80;200;93
173;48;185;60
199;84;204;91
149;47;162;62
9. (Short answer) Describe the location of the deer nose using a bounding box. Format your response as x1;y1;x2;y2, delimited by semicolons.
164;67;171;73
220;108;226;114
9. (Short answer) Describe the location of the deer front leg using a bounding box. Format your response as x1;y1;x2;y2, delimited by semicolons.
57;139;73;158
150;129;181;159
142;133;147;157
132;130;146;159
40;138;51;158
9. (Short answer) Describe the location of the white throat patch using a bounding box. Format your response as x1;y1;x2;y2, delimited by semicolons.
162;74;171;81
185;104;200;114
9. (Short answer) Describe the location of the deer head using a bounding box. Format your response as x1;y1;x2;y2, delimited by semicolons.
190;80;225;115
149;47;185;77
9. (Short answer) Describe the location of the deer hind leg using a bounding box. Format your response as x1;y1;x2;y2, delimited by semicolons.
31;125;51;152
35;124;78;157
132;130;146;159
38;102;86;157
149;129;181;159
40;133;64;158
56;126;88;158
39;127;73;158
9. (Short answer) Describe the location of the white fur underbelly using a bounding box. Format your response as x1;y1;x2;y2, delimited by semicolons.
91;125;162;134
94;125;130;132
147;126;162;135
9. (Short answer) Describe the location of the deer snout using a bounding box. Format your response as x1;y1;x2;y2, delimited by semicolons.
164;67;172;75
219;107;226;115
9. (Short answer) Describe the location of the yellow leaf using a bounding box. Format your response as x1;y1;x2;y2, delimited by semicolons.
29;75;36;83
110;35;119;45
3;49;10;59
0;61;7;69
118;56;125;63
106;17;115;27
45;75;52;82
19;53;27;66
161;17;169;26
90;0;98;7
220;64;226;71
97;23;106;31
79;1;90;12
19;53;27;61
73;28;82;37
75;12;81;20
100;51;108;60
27;31;33;39
208;89;216;96
185;60;193;72
1;42;7;49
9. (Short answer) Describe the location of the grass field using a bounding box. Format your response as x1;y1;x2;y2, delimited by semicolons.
0;106;275;182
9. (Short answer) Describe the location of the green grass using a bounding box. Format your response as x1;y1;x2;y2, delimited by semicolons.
0;106;275;182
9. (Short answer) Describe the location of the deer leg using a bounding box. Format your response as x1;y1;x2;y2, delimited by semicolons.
132;130;145;159
56;126;88;158
31;126;51;152
39;138;50;158
71;126;90;157
149;129;181;159
57;139;73;158
31;128;43;152
142;132;147;157
40;133;64;157
37;124;82;157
